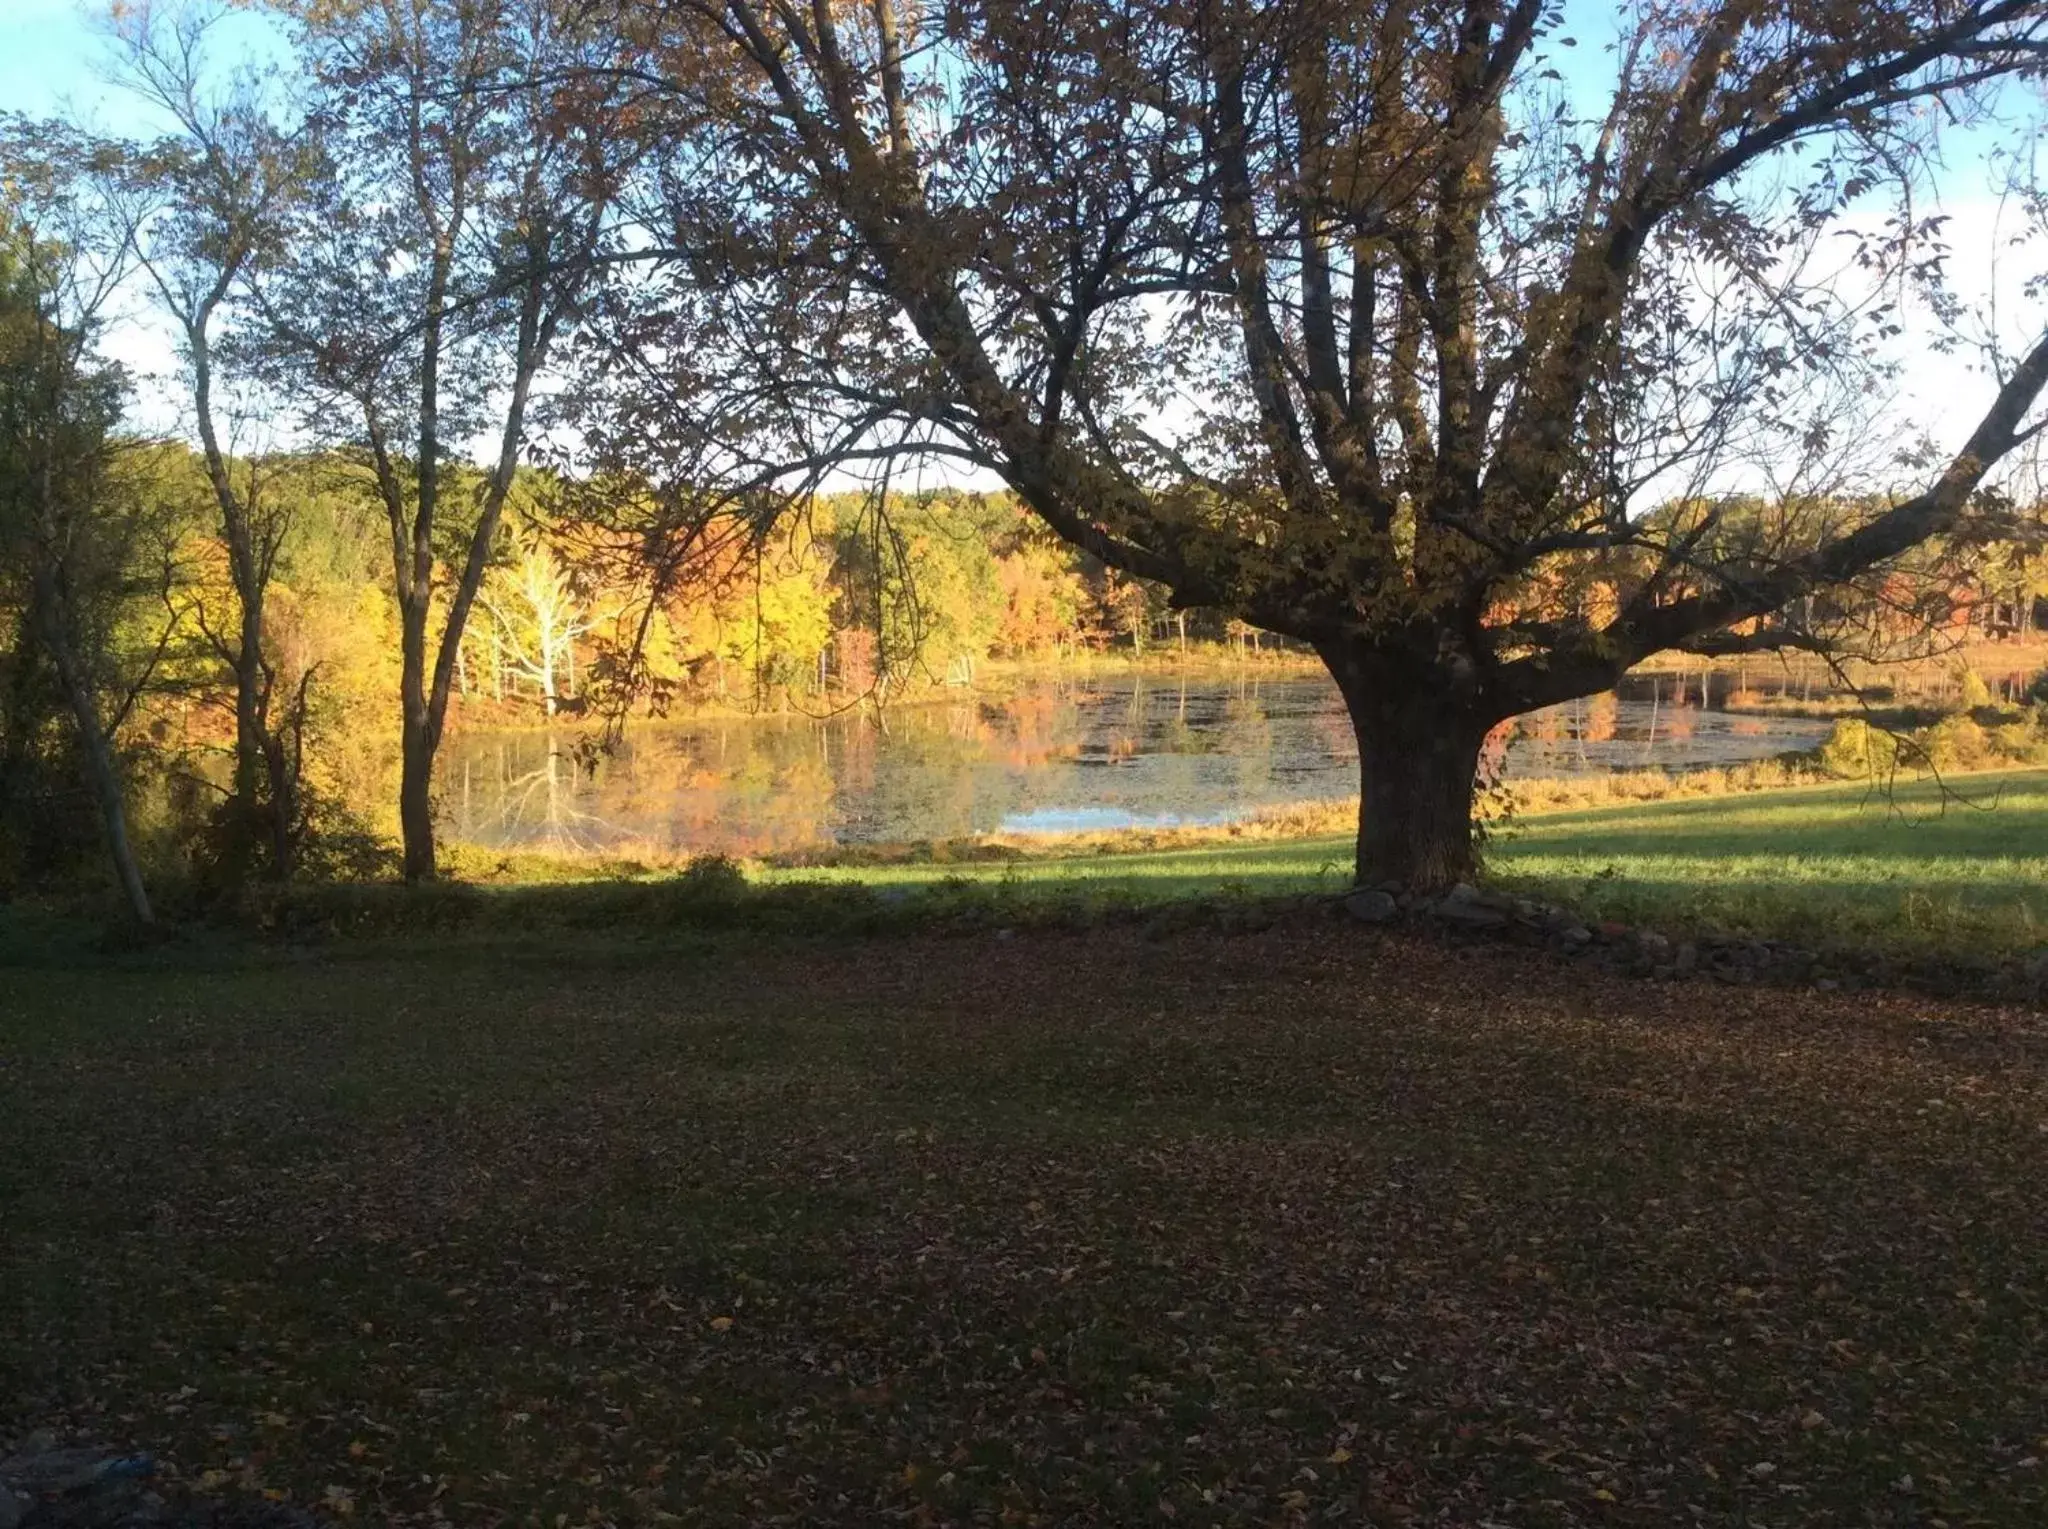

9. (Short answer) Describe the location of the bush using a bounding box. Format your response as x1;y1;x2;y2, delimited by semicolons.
1818;717;1899;779
1987;718;2048;766
675;853;748;901
1818;703;2047;780
1915;714;1992;771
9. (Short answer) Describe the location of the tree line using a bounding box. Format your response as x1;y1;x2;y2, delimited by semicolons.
6;0;2048;918
0;413;1223;914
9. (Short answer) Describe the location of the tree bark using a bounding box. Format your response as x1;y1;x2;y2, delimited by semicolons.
38;578;152;925
231;603;263;831
399;724;435;882
223;594;274;884
1321;642;1492;891
398;598;437;883
261;723;295;879
190;315;301;885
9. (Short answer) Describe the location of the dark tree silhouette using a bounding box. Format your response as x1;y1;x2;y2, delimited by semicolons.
589;0;2048;887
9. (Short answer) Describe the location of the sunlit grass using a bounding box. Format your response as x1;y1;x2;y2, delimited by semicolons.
1490;770;2048;954
757;768;2048;956
74;767;2041;962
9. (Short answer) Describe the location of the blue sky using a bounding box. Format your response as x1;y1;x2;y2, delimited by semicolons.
3;0;2040;493
3;0;164;132
1;0;290;136
0;1;104;120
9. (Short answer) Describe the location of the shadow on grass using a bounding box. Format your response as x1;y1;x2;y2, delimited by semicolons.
0;867;1348;968
6;770;2041;966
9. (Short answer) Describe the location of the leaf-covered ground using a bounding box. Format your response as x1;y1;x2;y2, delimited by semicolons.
5;923;2048;1525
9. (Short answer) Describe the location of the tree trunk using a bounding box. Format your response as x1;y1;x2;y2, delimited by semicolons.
1350;715;1487;891
39;586;151;925
1322;642;1491;891
262;727;296;881
195;326;294;886
225;598;268;884
399;600;436;882
540;611;557;717
399;710;435;883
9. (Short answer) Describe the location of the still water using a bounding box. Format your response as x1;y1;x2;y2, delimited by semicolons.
435;673;1833;857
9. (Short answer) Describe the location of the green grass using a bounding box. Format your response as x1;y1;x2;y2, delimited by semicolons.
6;926;2048;1525
751;768;2048;957
1492;769;2048;955
30;768;2040;965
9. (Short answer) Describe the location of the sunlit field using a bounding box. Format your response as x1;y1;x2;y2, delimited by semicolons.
1490;770;2048;955
752;768;2048;957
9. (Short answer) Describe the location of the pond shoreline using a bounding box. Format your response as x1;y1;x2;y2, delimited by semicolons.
421;672;1842;860
440;748;1956;883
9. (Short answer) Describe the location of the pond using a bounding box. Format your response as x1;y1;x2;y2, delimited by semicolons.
434;672;1836;857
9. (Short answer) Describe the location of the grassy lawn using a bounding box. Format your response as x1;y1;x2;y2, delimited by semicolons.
762;769;2048;957
6;927;2048;1524
1492;770;2048;956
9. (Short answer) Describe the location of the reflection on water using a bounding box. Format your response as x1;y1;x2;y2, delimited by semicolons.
1507;680;1836;778
435;673;1838;856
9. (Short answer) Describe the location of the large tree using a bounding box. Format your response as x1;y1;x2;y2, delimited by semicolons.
594;0;2048;889
0;142;161;924
108;0;317;882
264;0;632;880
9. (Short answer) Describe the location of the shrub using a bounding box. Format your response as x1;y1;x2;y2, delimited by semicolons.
2001;704;2048;762
1818;717;1899;779
675;853;748;901
1915;714;1992;771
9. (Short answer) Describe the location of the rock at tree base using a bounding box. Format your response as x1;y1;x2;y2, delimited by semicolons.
1343;888;1398;925
1430;898;1509;930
